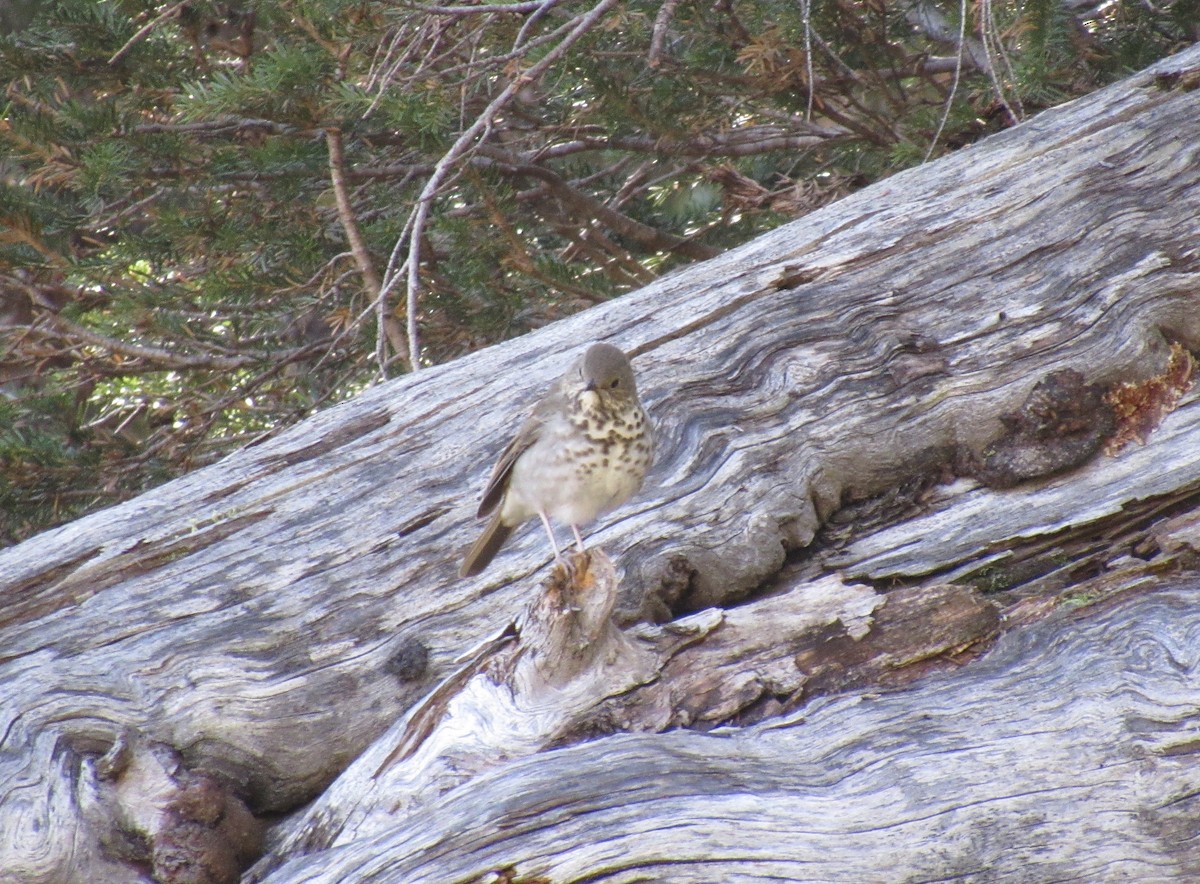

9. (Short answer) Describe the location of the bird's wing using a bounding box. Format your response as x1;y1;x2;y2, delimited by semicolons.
475;387;561;517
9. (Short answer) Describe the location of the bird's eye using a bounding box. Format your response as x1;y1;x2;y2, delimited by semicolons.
610;378;620;388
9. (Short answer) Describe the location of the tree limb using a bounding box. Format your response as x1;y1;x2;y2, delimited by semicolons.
325;127;410;373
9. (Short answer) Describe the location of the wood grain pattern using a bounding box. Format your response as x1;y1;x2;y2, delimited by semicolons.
258;583;1200;883
0;44;1198;882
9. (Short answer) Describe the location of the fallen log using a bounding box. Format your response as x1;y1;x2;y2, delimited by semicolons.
1;41;1199;884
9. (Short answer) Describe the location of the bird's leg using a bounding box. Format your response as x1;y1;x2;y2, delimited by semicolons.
562;523;588;587
538;511;564;564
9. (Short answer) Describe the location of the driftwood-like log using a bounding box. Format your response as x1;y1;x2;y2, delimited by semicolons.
259;580;1200;883
1;43;1199;883
248;556;1003;877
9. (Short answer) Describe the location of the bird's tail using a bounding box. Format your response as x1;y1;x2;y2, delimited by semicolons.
459;512;514;578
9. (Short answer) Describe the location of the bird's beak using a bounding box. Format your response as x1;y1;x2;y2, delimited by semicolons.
584;380;597;393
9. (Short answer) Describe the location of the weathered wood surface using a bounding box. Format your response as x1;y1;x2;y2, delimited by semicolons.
257;579;1200;883
249;394;1200;879
0;43;1199;883
247;557;1002;878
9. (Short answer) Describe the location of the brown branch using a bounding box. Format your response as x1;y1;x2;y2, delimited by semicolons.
471;164;646;298
339;123;845;184
132;118;302;137
412;1;555;15
6;280;326;374
325;130;383;294
648;0;683;68
479;151;720;261
556;223;657;288
108;1;191;66
38;313;253;371
533;125;850;161
325;127;410;372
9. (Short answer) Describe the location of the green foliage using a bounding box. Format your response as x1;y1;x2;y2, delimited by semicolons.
180;46;336;123
0;0;1188;544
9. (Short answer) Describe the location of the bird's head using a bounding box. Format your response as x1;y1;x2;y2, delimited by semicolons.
573;342;637;412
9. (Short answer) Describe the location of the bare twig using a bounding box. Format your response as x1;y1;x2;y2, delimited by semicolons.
924;0;969;162
514;0;563;51
379;0;623;371
133;118;301;137
648;0;682;67
800;0;815;121
906;0;987;70
532;125;848;161
413;1;551;14
108;1;191;66
978;0;1024;122
38;313;253;371
326;128;411;374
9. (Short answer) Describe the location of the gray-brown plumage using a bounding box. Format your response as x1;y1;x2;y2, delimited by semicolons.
459;342;652;578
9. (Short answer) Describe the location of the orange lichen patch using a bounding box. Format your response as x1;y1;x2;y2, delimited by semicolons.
1104;342;1195;454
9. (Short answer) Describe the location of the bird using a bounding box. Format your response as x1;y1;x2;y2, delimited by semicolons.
459;342;652;578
